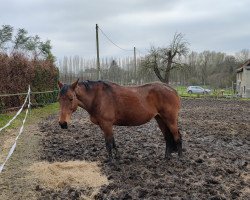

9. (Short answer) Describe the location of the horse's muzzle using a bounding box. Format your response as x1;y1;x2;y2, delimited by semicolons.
59;122;68;129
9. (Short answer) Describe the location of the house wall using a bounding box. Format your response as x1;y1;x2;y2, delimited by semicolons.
242;68;250;98
236;67;250;98
236;71;242;95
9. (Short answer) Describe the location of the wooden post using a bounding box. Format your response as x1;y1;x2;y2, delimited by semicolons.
96;24;101;80
134;47;137;82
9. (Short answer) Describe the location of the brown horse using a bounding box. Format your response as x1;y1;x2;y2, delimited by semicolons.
58;79;182;161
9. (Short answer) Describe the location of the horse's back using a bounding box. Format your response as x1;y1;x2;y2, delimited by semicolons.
110;82;180;110
106;82;180;126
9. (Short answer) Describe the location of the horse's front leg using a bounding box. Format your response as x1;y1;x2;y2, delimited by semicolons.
99;122;115;162
105;137;113;162
112;137;120;159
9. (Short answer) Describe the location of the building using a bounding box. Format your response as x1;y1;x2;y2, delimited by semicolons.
236;59;250;98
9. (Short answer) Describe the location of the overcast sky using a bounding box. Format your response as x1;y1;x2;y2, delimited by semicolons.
1;0;249;60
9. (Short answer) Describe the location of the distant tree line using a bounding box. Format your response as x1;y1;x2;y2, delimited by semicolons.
58;55;143;85
59;48;249;89
142;48;250;88
141;33;250;89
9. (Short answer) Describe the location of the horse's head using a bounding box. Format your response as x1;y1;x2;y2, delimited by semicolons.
58;79;79;129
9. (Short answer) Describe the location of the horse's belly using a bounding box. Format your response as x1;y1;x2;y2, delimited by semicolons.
114;111;156;126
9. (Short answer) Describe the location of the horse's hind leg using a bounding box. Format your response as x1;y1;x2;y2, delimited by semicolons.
155;115;174;159
165;118;182;158
155;115;182;159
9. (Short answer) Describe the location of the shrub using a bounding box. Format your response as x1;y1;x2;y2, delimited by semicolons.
0;53;59;112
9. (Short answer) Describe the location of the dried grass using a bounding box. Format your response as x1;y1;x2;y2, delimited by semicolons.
28;160;108;189
0;132;16;163
240;172;250;197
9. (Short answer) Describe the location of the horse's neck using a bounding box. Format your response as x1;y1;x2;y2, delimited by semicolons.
75;86;95;112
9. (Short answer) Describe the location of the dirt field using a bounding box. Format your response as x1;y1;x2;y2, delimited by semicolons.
1;98;249;199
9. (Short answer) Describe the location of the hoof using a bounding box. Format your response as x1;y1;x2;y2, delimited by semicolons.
165;154;172;160
165;147;172;160
114;152;121;159
178;157;184;162
104;157;113;163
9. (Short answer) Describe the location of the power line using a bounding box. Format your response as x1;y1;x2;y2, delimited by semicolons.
137;49;148;56
98;26;134;52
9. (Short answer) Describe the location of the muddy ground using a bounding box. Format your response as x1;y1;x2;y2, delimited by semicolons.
0;125;42;199
35;98;249;199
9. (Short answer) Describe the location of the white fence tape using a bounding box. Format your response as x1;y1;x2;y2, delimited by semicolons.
0;86;31;173
0;90;58;97
0;87;31;132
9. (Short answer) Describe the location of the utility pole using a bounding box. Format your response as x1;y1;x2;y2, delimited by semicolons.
96;24;101;80
134;46;137;78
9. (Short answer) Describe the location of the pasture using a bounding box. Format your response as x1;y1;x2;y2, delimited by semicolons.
0;98;249;199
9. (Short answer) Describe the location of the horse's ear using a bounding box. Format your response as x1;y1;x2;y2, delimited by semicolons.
58;81;64;89
71;79;79;90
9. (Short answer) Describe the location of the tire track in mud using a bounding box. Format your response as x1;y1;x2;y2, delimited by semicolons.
38;99;250;199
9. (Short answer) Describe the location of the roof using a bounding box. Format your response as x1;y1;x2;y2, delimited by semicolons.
236;59;250;73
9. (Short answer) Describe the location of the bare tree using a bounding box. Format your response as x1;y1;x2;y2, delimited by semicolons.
109;60;122;83
235;49;250;64
141;32;189;83
198;51;211;85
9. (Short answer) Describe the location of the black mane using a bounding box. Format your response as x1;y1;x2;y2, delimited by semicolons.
79;80;112;91
60;84;70;95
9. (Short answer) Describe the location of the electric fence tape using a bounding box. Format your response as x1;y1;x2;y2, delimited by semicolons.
0;88;31;132
0;86;31;173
